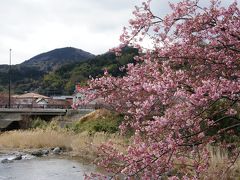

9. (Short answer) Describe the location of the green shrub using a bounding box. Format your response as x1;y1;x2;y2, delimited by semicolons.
70;109;124;134
203;98;240;143
31;118;48;129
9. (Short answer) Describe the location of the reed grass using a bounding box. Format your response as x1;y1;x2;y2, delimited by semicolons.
0;129;127;157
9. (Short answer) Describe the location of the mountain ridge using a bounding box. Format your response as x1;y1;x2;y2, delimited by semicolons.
21;47;95;72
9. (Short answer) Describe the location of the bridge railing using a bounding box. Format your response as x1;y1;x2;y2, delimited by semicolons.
0;104;71;109
0;102;110;110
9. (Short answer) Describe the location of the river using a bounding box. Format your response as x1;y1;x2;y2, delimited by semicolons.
0;154;96;180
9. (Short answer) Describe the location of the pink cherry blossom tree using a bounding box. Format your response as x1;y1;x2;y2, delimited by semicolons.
79;0;240;179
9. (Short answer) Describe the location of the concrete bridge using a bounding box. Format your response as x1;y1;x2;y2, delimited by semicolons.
0;108;94;130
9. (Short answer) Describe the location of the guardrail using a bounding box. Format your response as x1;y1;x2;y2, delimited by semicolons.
0;108;67;116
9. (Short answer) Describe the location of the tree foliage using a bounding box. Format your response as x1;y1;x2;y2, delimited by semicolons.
80;0;240;178
0;65;44;94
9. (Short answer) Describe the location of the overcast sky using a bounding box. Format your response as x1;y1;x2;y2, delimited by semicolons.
0;0;237;65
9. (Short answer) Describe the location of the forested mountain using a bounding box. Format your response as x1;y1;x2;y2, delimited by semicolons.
0;47;138;95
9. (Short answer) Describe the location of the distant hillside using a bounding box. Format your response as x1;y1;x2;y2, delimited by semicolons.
22;47;95;71
0;47;138;95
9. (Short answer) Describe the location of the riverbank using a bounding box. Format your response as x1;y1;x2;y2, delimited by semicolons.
1;109;240;179
0;129;128;162
0;129;125;179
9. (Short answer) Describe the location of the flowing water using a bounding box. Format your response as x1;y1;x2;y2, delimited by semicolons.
0;154;95;180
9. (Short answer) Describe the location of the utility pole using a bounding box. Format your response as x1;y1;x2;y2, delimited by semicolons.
8;49;11;108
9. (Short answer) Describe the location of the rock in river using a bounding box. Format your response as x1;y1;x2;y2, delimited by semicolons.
42;149;49;155
12;154;22;160
31;150;45;157
1;158;13;163
52;147;61;155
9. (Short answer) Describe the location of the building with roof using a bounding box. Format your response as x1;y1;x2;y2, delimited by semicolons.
12;92;50;108
72;84;105;109
11;92;72;109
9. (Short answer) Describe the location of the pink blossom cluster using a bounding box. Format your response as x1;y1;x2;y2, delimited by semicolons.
78;0;240;179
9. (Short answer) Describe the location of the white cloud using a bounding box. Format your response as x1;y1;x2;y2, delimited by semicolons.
0;0;140;64
0;0;238;64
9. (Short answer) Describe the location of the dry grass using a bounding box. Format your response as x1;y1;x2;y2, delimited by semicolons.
206;146;240;179
0;129;128;158
0;129;73;149
79;109;114;123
